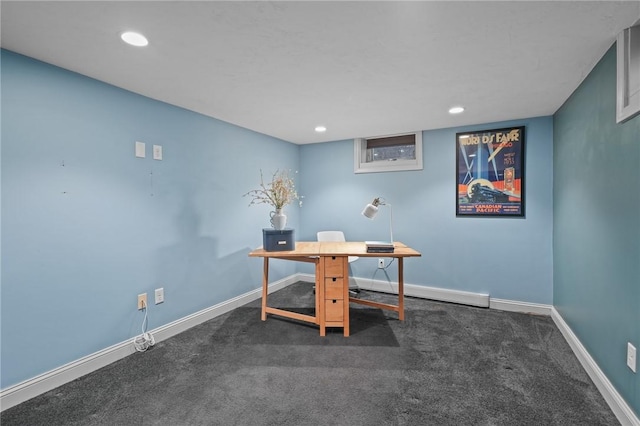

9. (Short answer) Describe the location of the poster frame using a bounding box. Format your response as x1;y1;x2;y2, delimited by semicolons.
455;126;525;218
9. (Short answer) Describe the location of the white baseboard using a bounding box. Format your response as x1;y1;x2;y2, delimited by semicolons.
353;276;490;308
490;298;552;316
329;275;554;315
352;276;554;315
551;307;640;426
0;274;300;412
300;273;491;308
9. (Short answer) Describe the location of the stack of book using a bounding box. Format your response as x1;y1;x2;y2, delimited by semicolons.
365;241;395;253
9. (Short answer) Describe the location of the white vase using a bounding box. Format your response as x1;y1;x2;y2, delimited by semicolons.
270;209;287;230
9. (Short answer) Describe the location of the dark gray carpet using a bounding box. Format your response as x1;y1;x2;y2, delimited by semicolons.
1;282;618;425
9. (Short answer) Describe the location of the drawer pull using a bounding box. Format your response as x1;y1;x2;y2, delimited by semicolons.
332;277;336;282
332;299;337;303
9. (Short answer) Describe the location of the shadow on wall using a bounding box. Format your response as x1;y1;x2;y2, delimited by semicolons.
154;197;255;314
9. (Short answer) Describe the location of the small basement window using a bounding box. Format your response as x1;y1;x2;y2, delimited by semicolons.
354;132;423;173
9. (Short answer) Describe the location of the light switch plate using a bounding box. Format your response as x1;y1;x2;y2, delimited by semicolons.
628;342;637;373
153;144;162;160
135;141;145;158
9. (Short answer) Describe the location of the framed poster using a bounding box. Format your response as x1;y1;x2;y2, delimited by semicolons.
456;126;525;217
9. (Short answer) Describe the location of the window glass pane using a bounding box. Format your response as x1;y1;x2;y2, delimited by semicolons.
365;134;416;163
366;144;415;162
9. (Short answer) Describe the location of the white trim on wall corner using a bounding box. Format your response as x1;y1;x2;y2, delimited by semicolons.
551;307;640;426
0;274;301;412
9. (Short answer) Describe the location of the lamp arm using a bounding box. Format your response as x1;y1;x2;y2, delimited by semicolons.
362;196;393;243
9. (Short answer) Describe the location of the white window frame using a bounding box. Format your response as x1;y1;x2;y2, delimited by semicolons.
616;22;640;123
354;131;423;174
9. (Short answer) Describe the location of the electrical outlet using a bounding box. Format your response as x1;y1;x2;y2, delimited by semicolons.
378;258;385;268
137;293;147;310
628;342;637;373
155;287;164;304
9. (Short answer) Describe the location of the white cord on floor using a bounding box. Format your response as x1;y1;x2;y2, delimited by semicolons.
133;300;155;352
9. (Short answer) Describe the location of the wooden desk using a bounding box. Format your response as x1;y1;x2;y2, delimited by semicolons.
248;242;421;336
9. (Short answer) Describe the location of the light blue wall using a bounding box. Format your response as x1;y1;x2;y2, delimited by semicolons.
0;50;300;388
299;117;554;304
5;43;635;418
553;45;640;416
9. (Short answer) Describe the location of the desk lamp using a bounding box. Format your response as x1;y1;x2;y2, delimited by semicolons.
362;197;394;247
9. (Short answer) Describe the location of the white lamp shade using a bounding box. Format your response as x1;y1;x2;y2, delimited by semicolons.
362;203;379;219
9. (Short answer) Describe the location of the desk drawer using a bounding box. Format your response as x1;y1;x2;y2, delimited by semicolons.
325;299;344;322
324;256;345;277
325;277;344;299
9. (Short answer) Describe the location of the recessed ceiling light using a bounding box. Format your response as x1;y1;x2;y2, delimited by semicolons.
315;126;327;133
449;106;465;114
121;31;148;47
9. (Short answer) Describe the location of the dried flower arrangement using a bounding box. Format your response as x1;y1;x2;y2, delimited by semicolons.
244;169;300;211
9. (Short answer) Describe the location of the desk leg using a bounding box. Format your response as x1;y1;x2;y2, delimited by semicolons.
318;257;325;337
261;257;269;321
398;257;404;321
343;257;350;337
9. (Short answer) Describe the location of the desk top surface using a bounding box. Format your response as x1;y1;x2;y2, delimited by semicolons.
248;241;421;258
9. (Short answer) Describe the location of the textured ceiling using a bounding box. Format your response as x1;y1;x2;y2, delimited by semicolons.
2;1;639;144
